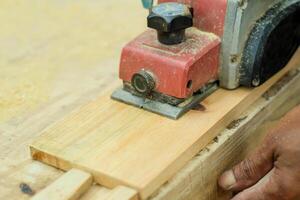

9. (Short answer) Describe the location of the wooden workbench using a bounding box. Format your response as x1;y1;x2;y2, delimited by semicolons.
1;1;300;200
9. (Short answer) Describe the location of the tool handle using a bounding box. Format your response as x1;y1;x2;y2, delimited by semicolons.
141;0;154;9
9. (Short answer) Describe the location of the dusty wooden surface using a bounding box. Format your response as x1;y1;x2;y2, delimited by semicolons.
31;169;93;200
29;49;300;199
28;68;300;200
1;1;300;200
0;1;146;199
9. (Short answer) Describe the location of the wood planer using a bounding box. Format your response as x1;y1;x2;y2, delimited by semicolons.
112;0;300;119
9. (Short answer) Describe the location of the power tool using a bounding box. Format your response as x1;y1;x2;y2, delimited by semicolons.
112;0;300;119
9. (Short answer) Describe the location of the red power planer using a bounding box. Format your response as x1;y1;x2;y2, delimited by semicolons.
112;0;300;119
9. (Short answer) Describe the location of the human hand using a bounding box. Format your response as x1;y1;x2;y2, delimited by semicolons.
218;105;300;200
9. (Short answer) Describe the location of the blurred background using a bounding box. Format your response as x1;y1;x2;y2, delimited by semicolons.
0;2;147;198
0;0;147;123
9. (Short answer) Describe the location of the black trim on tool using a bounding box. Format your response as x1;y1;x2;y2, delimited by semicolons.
240;0;300;87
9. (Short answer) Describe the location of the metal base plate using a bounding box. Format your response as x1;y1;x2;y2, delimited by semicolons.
111;83;218;120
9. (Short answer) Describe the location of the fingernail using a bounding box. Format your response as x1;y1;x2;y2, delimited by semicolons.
219;170;236;190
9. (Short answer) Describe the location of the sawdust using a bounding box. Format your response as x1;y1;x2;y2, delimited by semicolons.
181;27;220;55
263;69;300;100
226;116;248;130
187;27;218;40
0;0;147;122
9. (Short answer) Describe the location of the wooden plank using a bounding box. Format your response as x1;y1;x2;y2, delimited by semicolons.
149;69;300;200
0;1;146;199
31;169;92;200
79;187;114;200
77;68;300;200
81;186;138;200
2;0;296;199
30;49;300;199
103;186;138;200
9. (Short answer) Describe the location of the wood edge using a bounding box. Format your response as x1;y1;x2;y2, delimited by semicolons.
138;62;300;199
30;145;73;172
30;145;142;199
80;185;139;200
107;186;139;200
148;68;300;200
31;168;93;200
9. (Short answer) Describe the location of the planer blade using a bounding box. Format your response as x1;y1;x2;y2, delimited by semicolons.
111;83;218;120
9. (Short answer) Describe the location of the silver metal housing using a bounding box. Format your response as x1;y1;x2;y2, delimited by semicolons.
220;0;299;89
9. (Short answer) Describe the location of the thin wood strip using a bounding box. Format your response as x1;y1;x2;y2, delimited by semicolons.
31;169;93;200
80;186;138;200
102;186;138;200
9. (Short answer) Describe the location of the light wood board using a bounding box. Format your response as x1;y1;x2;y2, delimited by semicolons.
30;50;300;199
31;169;92;200
0;1;147;199
31;168;138;200
80;185;137;200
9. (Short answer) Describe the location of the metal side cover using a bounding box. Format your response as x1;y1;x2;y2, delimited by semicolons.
111;84;218;120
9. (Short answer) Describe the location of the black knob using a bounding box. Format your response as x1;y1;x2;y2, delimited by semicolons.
147;2;193;45
131;70;155;95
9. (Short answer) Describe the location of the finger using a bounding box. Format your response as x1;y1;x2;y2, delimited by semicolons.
231;169;286;200
219;142;274;192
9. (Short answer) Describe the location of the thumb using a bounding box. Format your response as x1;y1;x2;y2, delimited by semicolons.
231;169;286;200
219;143;274;192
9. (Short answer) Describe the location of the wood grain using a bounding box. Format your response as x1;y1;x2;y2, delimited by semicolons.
80;186;138;200
30;50;300;199
31;169;92;200
2;1;298;200
0;1;147;200
150;68;300;200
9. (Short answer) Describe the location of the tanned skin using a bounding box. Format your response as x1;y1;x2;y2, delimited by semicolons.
218;105;300;200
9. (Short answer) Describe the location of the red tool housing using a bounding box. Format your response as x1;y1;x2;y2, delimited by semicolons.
119;0;227;99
